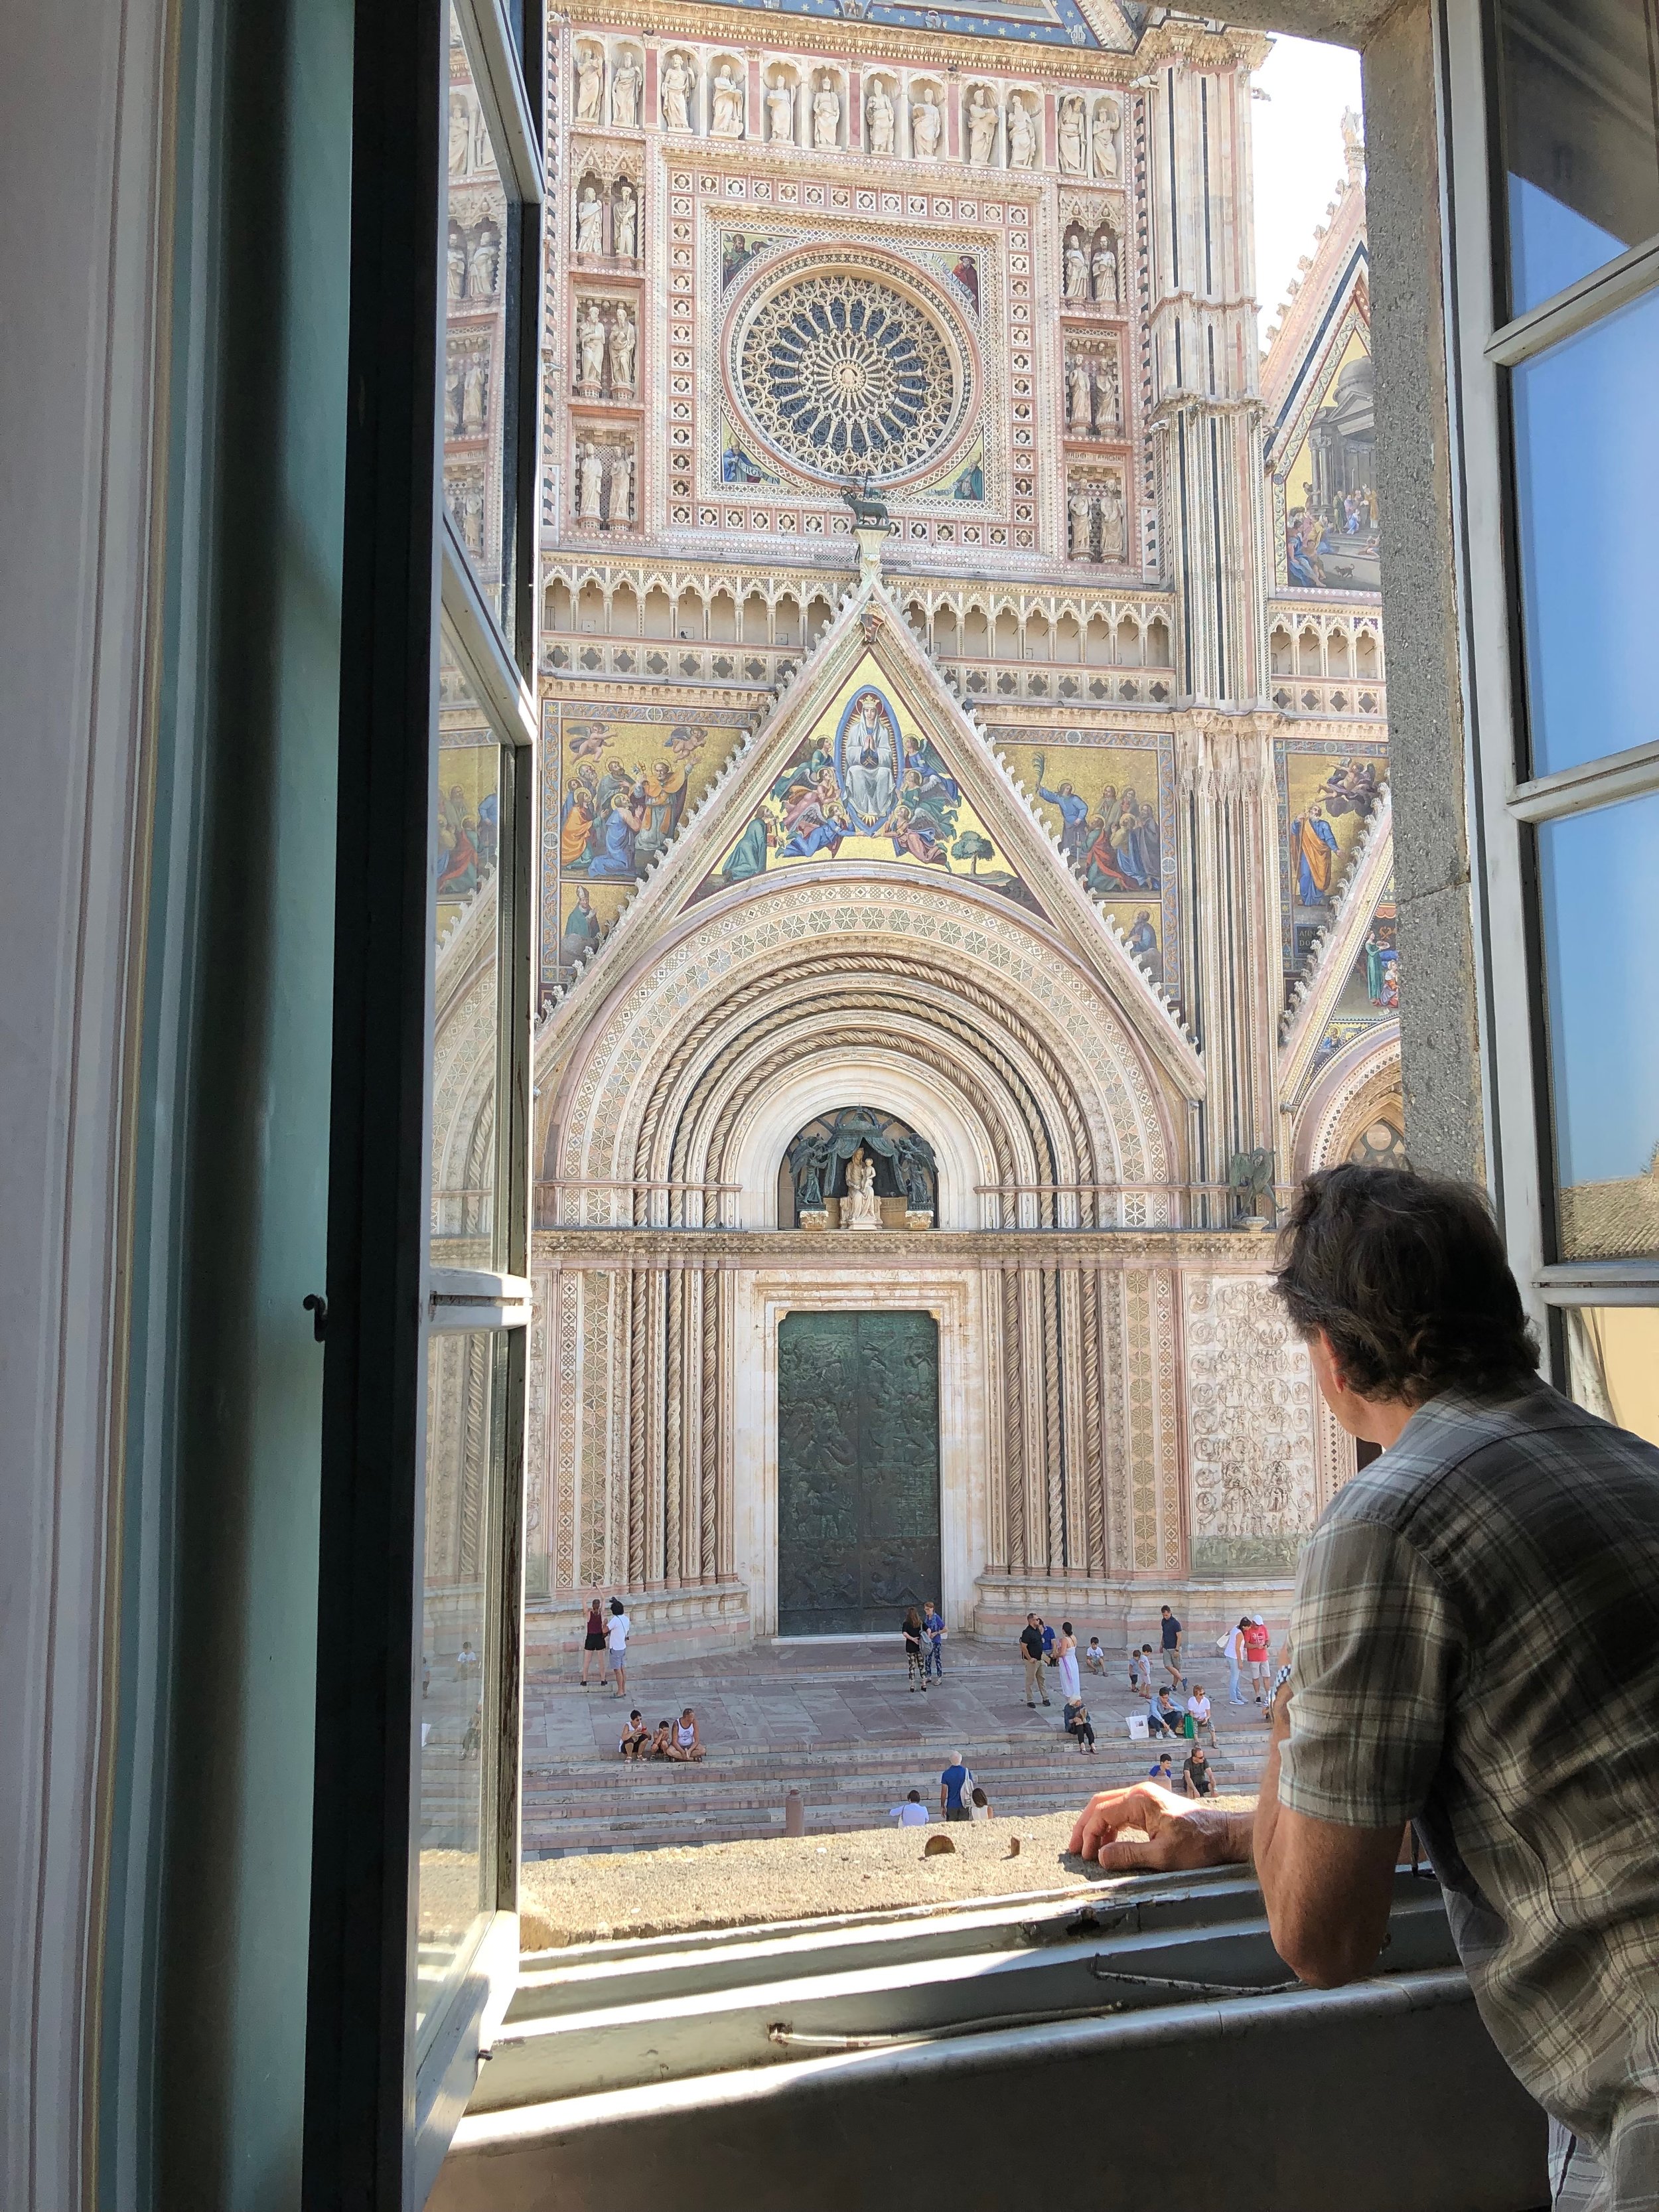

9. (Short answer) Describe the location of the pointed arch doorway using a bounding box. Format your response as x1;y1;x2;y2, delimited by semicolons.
776;1309;941;1635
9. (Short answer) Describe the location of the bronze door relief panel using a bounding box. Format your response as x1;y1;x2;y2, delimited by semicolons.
776;1309;941;1636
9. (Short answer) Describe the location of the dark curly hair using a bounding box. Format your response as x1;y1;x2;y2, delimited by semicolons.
1273;1165;1538;1404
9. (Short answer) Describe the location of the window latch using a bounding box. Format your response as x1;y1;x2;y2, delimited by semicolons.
303;1292;328;1343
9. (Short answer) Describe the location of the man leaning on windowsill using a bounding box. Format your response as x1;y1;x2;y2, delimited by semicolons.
1070;1166;1659;2212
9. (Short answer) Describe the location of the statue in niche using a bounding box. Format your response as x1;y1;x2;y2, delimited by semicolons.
457;480;484;554
576;299;606;390
812;74;840;149
447;230;467;299
574;46;604;125
449;93;471;178
1093;95;1120;179
1098;473;1127;560
1094;354;1121;429
611;54;641;127
613;446;633;523
576;183;605;256
866;79;895;155
910;86;941;158
613;182;637;261
1005;94;1037;170
710;65;744;139
1092;237;1118;303
1063;235;1088;300
462;356;488;433
840;1147;883;1228
1067;355;1094;431
966;88;997;165
660;52;693;132
577;443;605;521
1068;479;1095;560
766;74;794;143
1057;95;1088;176
470;228;498;295
447;354;465;434
607;305;636;393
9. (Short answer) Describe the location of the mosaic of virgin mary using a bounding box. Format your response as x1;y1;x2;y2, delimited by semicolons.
834;687;902;833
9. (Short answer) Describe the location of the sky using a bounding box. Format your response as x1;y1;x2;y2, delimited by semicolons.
1250;33;1365;332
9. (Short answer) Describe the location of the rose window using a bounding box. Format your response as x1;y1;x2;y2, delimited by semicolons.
731;267;968;484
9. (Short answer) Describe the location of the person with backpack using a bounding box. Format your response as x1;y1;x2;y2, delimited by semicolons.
939;1751;974;1822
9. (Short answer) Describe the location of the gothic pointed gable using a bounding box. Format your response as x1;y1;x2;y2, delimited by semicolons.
537;571;1202;1104
1278;785;1396;1101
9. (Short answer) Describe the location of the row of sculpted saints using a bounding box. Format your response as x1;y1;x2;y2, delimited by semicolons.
573;180;636;261
573;46;641;129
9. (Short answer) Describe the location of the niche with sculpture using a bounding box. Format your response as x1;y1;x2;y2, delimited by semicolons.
781;1108;936;1230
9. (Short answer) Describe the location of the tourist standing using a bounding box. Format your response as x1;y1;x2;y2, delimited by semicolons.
1222;1615;1251;1706
1018;1613;1050;1706
605;1595;631;1697
1158;1603;1185;1690
940;1752;974;1822
922;1598;946;1682
1056;1620;1082;1704
903;1606;929;1692
581;1591;608;1685
1243;1614;1271;1704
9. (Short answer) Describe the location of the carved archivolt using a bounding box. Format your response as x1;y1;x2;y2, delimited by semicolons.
1294;1027;1404;1177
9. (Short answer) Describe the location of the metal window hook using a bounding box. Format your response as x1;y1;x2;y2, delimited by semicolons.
303;1293;328;1343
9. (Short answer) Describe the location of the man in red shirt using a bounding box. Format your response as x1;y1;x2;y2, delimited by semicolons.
1242;1615;1271;1704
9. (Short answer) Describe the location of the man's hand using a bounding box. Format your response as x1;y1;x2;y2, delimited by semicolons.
1068;1783;1252;1872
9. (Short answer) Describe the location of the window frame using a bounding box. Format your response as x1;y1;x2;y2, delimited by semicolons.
302;0;541;2193
1439;0;1659;1363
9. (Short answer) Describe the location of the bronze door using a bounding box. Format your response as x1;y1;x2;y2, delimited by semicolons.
776;1310;940;1635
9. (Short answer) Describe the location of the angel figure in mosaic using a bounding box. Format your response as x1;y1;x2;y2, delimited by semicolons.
966;88;997;165
610;54;641;128
1058;96;1088;176
710;66;744;139
910;86;942;159
866;78;895;155
574;46;604;125
1006;94;1037;169
613;183;637;261
1093;96;1120;179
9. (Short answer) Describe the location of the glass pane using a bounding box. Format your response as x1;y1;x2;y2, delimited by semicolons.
1512;286;1659;777
1498;0;1659;318
1538;792;1659;1258
445;5;514;636
417;1329;504;2047
434;628;502;1266
1565;1307;1659;1443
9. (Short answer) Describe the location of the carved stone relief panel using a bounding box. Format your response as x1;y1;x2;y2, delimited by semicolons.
1183;1273;1318;1574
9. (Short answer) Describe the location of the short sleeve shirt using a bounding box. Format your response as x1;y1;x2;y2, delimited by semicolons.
1161;1615;1182;1649
606;1611;630;1651
1279;1379;1659;2175
940;1764;969;1808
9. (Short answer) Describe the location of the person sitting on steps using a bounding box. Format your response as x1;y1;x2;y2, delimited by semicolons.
668;1706;705;1762
617;1710;649;1760
1064;1698;1098;1753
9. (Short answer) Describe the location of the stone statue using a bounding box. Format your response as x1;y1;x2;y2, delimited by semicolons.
1005;93;1037;170
611;56;641;128
866;79;895;155
613;182;637;261
840;1147;883;1228
966;88;997;165
576;299;606;390
459;480;484;554
1098;473;1127;560
1092;95;1119;180
607;305;636;392
812;74;840;149
470;228;498;295
575;183;605;256
710;65;743;139
574;46;604;125
577;444;604;522
613;446;633;524
1063;236;1088;301
1094;354;1121;429
660;52;692;132
1068;480;1094;560
447;356;465;434
1058;96;1087;176
1068;356;1094;431
1092;238;1118;303
910;86;941;158
766;74;794;143
447;231;467;299
462;356;487;433
448;93;471;178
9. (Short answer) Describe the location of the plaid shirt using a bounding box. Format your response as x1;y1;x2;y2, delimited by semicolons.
1279;1378;1659;2192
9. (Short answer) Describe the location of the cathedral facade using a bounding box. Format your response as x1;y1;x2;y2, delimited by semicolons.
435;0;1401;1649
